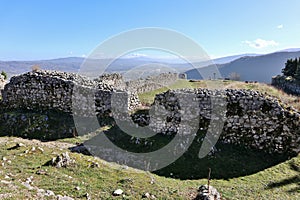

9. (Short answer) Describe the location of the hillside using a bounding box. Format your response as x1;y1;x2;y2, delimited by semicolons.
0;135;299;199
0;57;84;78
185;51;300;83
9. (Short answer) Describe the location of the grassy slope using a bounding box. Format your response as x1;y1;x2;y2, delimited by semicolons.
0;137;299;199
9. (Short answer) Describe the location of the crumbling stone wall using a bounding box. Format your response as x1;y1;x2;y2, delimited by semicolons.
0;70;118;139
144;89;300;155
272;75;300;95
0;110;76;140
124;72;178;93
97;73;124;90
0;70;174;139
1;70;114;115
96;72;178;94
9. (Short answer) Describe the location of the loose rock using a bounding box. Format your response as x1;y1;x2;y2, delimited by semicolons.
113;189;123;196
195;185;221;200
51;152;73;168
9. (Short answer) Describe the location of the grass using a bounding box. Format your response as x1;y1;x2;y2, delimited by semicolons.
138;80;194;106
0;136;299;199
223;81;300;110
138;79;300;111
138;79;218;106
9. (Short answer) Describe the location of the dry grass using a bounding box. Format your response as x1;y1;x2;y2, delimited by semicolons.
223;81;300;111
139;79;300;111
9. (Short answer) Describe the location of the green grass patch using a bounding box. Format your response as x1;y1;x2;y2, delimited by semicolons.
138;80;194;105
0;136;299;199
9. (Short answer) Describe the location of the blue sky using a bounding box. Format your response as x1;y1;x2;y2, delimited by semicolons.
1;0;300;60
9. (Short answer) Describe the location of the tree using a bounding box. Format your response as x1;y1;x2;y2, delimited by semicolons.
282;58;298;77
294;62;300;81
1;71;7;80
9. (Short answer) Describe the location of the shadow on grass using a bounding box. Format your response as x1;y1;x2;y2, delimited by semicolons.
153;130;290;180
267;162;300;193
5;108;290;180
73;125;291;180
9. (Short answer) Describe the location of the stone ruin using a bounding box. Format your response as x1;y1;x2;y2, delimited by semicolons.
0;70;299;155
145;89;300;155
0;70;178;139
0;70;144;115
98;72;178;94
272;75;300;95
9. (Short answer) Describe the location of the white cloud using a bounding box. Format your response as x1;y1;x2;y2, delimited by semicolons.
277;24;283;29
243;38;279;49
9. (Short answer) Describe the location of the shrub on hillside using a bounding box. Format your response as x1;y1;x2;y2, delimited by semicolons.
31;65;41;72
1;71;7;80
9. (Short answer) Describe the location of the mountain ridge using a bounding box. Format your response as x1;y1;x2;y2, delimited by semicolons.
2;49;300;82
186;50;300;83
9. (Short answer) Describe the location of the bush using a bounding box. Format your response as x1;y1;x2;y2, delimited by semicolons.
1;71;7;80
31;65;41;72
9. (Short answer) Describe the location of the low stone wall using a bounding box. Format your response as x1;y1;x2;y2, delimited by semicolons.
125;72;178;93
0;70;116;139
0;110;76;140
0;70;174;139
272;75;300;95
0;71;176;111
0;70;138;116
95;72;178;94
132;89;300;155
97;73;125;90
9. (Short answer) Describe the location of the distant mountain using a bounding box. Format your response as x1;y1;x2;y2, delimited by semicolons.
2;49;300;83
160;54;262;73
276;48;300;52
0;57;84;78
211;53;261;64
0;53;261;78
185;51;300;83
0;57;185;79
